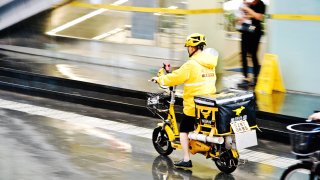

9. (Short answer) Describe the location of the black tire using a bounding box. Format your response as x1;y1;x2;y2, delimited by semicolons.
214;150;238;174
280;163;318;180
152;127;173;156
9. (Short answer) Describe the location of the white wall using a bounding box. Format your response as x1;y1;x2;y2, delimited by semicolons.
268;0;320;94
187;0;225;73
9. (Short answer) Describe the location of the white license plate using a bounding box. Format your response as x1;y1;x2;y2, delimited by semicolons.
230;120;251;134
234;130;258;150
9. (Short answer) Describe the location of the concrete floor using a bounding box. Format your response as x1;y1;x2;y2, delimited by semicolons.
0;3;317;179
0;89;309;180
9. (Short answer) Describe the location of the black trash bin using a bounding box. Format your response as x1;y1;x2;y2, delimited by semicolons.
287;123;320;156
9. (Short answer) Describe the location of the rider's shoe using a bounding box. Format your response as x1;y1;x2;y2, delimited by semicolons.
174;159;193;168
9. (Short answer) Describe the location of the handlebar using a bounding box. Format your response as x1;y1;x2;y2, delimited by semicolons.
148;79;170;90
149;63;174;90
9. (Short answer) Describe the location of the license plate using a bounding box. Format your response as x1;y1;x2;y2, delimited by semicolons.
234;130;258;150
230;120;251;134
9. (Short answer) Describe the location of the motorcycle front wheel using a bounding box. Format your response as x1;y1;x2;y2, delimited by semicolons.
152;127;173;156
280;163;318;180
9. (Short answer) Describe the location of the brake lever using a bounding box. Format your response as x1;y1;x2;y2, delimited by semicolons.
148;79;158;83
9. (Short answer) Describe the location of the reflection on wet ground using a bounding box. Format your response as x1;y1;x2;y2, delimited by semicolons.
0;89;302;180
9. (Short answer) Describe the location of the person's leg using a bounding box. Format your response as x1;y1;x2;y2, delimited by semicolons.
180;132;190;161
250;33;262;82
174;114;195;168
241;32;249;79
238;32;251;87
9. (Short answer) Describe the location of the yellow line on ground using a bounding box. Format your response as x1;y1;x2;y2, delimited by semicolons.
271;14;320;21
70;2;223;15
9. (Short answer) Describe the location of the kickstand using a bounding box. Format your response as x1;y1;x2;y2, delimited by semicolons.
238;158;248;165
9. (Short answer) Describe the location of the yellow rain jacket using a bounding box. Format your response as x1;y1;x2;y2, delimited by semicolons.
158;48;218;117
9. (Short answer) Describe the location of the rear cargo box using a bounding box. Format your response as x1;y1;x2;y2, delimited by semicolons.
194;89;257;135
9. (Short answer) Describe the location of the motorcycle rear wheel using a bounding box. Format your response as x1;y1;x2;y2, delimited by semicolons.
152;127;173;156
214;150;238;174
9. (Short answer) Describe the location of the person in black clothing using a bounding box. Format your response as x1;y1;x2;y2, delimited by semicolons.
237;0;266;87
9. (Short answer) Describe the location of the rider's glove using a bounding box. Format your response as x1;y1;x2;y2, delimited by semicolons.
151;77;159;83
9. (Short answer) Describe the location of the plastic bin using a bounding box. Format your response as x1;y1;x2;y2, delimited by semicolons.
287;123;320;156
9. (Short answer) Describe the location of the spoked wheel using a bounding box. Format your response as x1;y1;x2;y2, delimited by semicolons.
214;150;238;174
152;127;173;156
280;163;319;180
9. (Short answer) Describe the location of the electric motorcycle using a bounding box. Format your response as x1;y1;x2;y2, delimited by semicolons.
147;64;258;174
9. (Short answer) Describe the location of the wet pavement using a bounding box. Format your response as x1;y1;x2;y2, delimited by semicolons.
0;89;308;180
0;2;318;179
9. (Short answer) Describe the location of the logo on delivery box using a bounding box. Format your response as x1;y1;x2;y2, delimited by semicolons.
231;106;247;122
200;109;213;125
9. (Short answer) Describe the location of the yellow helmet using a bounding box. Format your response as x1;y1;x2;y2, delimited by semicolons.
184;33;206;47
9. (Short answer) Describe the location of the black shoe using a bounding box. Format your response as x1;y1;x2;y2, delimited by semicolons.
174;159;192;168
237;80;249;88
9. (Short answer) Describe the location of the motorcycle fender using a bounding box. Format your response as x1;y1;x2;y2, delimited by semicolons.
157;124;175;141
165;125;175;141
157;123;175;141
231;149;239;159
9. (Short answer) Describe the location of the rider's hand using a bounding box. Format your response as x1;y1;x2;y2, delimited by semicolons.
151;77;159;83
308;112;320;121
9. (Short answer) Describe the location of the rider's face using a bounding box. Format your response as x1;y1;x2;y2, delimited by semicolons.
187;46;196;56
